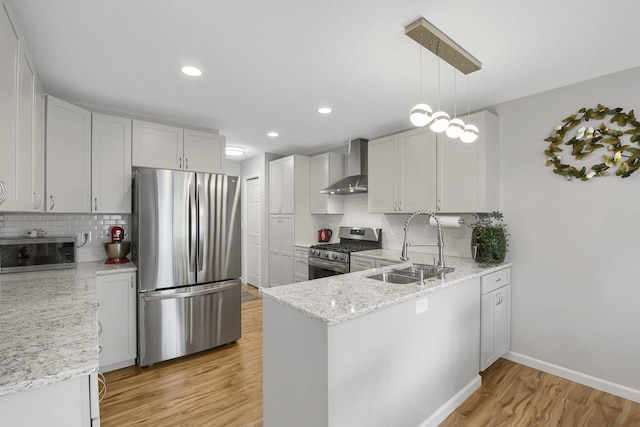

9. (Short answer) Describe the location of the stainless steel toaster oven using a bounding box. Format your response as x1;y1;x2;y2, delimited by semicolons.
0;236;76;273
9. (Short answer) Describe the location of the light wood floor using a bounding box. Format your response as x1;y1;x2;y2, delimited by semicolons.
101;287;640;427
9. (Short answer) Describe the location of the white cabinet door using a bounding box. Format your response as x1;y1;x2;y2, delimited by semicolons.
368;135;397;213
45;96;92;213
438;110;499;213
269;160;283;214
269;215;294;286
270;156;296;214
17;45;34;212
183;129;224;173
398;128;436;213
132;120;183;170
31;83;45;211
0;3;20;211
92;114;132;213
480;268;511;371
281;157;295;213
97;272;136;371
310;152;344;214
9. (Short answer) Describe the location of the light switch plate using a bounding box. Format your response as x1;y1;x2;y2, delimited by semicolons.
416;298;428;314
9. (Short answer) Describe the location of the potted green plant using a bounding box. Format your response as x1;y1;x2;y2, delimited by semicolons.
470;211;509;264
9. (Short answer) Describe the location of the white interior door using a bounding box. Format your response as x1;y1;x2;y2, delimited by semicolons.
247;177;261;286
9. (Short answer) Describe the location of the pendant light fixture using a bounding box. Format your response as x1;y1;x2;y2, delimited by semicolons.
446;67;465;139
429;48;450;133
409;31;433;127
405;17;482;138
460;74;479;143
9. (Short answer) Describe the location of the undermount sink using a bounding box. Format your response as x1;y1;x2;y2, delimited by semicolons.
366;272;420;284
366;264;455;284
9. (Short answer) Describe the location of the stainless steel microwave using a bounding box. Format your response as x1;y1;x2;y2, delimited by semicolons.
0;236;76;273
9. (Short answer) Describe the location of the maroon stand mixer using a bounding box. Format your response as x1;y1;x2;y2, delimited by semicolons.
104;226;131;264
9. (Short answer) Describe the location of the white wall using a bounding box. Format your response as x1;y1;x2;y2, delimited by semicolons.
225;158;241;177
495;66;640;398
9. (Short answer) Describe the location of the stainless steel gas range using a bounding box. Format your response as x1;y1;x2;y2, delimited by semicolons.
308;226;382;279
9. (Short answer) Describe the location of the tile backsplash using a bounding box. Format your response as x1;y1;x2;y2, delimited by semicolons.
311;193;476;259
0;213;130;262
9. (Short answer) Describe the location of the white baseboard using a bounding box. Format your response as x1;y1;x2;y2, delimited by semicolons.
419;375;482;427
504;351;640;403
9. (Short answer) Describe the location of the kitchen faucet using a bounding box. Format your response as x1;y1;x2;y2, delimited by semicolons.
400;210;445;268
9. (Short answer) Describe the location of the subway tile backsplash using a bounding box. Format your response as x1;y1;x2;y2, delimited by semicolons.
0;213;130;262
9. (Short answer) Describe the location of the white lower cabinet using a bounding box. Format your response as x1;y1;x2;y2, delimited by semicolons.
0;373;97;427
97;272;137;372
269;215;294;286
293;245;309;282
480;267;511;371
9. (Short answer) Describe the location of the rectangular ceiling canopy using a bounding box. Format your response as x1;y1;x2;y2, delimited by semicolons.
405;17;481;75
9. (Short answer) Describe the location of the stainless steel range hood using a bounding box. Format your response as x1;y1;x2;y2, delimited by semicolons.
320;138;368;195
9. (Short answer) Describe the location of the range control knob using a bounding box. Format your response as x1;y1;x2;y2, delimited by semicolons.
331;253;337;260
338;254;345;261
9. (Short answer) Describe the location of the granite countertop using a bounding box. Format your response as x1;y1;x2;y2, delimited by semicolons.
0;261;137;397
261;255;511;326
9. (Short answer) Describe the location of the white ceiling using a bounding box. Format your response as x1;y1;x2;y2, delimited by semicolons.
10;0;640;160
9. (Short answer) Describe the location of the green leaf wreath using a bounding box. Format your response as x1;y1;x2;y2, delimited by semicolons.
544;104;640;180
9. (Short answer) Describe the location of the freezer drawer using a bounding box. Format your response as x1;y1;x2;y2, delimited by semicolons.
138;280;241;366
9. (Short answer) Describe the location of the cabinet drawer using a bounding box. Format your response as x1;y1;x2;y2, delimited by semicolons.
376;259;399;268
481;267;511;294
350;257;375;272
294;257;308;277
294;246;309;259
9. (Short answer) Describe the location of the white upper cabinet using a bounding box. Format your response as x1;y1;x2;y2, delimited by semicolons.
270;156;295;214
310;152;345;214
0;2;43;212
183;129;224;173
369;110;499;214
368;128;436;213
132;120;183;170
132;120;225;173
45;95;92;213
31;83;45;212
0;2;20;211
92;113;132;213
438;110;499;213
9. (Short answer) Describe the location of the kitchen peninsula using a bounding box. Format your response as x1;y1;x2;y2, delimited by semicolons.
0;262;136;426
261;255;511;427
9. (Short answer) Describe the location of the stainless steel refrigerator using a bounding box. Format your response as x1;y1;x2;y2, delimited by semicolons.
132;168;241;367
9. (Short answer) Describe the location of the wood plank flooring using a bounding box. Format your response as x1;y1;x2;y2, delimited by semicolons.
101;287;640;426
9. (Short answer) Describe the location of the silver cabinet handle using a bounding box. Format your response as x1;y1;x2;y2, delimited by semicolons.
179;157;182;169
398;200;402;211
496;277;502;282
130;276;134;288
49;195;55;210
185;158;189;169
98;345;102;354
94;197;98;211
97;320;103;337
394;201;398;211
0;180;6;205
32;191;42;209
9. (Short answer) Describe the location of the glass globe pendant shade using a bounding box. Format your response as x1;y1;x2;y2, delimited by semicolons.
460;123;479;143
429;111;450;133
410;103;433;127
445;118;465;139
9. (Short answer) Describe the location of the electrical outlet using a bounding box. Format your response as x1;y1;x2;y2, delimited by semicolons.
416;298;429;314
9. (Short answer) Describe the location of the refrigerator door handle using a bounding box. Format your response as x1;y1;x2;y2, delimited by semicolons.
141;281;238;301
197;182;204;273
189;176;197;274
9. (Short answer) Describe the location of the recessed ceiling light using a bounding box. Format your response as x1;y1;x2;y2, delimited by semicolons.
181;66;202;77
267;131;279;137
226;146;245;156
318;107;332;114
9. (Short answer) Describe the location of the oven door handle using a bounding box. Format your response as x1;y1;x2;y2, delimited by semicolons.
308;257;348;274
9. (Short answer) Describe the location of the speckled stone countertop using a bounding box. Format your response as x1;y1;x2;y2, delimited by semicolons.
261;253;510;326
0;261;137;396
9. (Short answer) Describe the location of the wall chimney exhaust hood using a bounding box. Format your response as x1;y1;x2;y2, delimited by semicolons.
320;138;368;195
